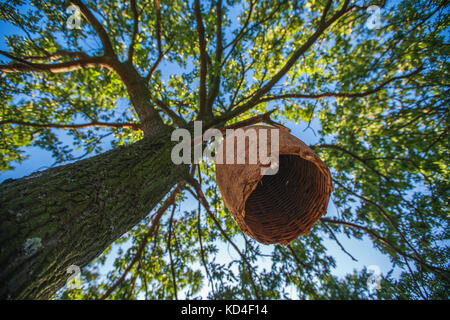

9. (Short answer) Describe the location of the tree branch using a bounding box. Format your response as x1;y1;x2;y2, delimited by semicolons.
145;0;164;81
319;0;333;26
361;156;433;187
221;0;268;67
286;245;311;270
0;119;141;130
257;67;423;104
223;0;254;50
167;204;178;299
125;260;141;299
0;51;111;73
196;196;215;297
402;255;428;299
153;98;187;127
313;143;389;180
320;221;358;262
214;109;290;135
228;52;249;108
206;0;223;113
313;143;429;222
127;0;140;62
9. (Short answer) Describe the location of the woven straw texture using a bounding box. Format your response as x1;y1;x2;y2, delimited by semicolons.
215;125;332;245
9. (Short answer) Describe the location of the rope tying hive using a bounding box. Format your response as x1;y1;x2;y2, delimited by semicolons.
215;125;332;245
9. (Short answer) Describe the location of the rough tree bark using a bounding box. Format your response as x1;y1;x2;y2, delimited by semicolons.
0;126;188;299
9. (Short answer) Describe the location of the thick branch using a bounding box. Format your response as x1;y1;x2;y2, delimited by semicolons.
257;67;423;104
286;245;311;270
111;61;166;137
206;0;223;112
216;109;290;135
0;51;111;73
319;0;333;26
127;0;140;62
223;0;254;52
23;50;90;62
145;0;164;81
320;221;358;262
167;204;178;299
154;99;187;127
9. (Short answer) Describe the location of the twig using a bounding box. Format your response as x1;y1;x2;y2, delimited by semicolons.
196;168;215;297
257;67;423;104
320;221;358;262
153;98;187;127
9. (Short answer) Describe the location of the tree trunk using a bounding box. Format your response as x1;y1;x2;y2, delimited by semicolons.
0;127;188;299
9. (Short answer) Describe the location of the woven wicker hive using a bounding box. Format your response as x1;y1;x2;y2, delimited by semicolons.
215;125;332;245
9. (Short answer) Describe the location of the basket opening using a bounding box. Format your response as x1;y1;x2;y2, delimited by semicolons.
243;154;325;243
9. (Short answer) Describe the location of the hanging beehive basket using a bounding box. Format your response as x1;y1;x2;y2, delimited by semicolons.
215;125;333;246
